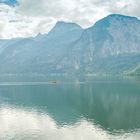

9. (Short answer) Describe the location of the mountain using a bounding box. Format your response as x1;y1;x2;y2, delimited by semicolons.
0;14;140;75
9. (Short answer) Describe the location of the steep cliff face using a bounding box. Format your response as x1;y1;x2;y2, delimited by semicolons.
0;14;140;75
89;14;140;56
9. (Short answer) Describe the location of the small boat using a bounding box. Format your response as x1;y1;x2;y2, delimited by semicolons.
49;80;59;84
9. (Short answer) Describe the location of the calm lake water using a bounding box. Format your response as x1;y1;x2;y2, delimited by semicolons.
0;76;140;140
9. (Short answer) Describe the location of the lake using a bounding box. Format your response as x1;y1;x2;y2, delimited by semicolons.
0;76;140;140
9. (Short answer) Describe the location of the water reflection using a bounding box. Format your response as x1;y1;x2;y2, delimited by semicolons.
0;76;140;139
0;107;111;140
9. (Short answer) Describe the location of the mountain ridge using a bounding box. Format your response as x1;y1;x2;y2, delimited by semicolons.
0;14;140;75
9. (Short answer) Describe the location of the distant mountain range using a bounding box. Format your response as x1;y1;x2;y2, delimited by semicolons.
0;14;140;75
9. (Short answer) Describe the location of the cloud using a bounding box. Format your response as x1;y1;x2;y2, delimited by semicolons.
0;0;140;39
16;0;110;27
0;4;56;38
16;0;140;26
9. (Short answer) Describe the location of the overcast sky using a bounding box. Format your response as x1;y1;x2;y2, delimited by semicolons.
0;0;140;38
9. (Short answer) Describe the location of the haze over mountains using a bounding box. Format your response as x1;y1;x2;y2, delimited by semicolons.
0;14;140;75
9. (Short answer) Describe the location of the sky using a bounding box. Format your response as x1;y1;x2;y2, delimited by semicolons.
0;0;140;39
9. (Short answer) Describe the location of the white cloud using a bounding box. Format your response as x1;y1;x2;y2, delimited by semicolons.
16;0;110;26
0;0;140;39
0;4;56;38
